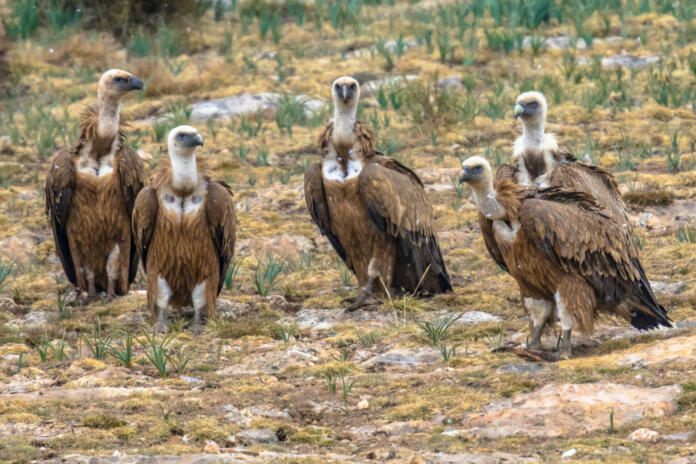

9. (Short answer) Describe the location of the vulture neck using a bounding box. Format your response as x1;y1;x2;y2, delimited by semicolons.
97;96;121;141
521;119;545;153
170;150;199;195
471;179;506;221
332;103;357;152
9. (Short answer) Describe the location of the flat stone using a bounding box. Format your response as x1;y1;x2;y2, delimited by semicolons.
601;54;661;69
0;386;166;401
663;432;694;441
650;280;687;295
426;452;539;463
497;363;544;374
467;383;680;438
217;342;320;375
224;404;290;427
48;451;358;464
189;93;325;122
290;307;393;331
362;347;442;368
8;310;57;330
361;75;418;97
629;428;659;442
235;428;278;445
436;76;463;90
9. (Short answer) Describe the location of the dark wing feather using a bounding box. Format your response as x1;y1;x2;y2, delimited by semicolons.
116;145;146;284
131;187;158;273
358;157;451;294
549;158;630;227
45;149;77;285
206;181;237;295
520;188;670;329
494;162;519;184
304;162;347;262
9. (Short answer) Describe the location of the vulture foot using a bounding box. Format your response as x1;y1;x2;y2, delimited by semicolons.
345;293;380;312
189;322;204;335
153;320;169;334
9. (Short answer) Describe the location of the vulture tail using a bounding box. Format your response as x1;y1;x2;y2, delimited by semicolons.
629;262;672;330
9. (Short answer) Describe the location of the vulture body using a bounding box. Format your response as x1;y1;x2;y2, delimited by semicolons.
45;70;145;298
460;157;670;357
132;126;236;333
305;77;451;311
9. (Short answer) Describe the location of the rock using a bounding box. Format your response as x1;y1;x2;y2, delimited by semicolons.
650;280;687;295
216;299;253;319
425;452;539;463
203;440;220;453
586;334;696;368
467;383;680;438
362;347;442;368
217;342;320;375
630;428;659;442
236;234;314;263
0;297;22;315
361;75;418;97
0;386;166;401
357;398;369;410
224;404;290;427
601;54;661;69
180;376;203;384
235;428;278;445
497;363;544;374
189;93;325;122
291;307;393;331
455;311;501;325
663;432;694;441
8;311;58;330
436;76;463;90
347;39;419;58
0;232;37;266
561;449;577;459
669;457;696;464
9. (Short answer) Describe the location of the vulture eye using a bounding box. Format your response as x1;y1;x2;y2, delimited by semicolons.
473;165;483;173
527;101;539;109
350;83;356;90
113;77;122;83
177;133;185;140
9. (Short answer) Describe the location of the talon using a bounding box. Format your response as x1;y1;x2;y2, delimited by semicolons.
345;294;380;312
189;323;203;335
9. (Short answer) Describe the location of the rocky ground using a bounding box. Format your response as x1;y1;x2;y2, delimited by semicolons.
1;0;696;462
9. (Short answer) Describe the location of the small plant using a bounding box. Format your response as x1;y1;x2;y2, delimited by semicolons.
17;352;24;373
376;40;395;71
438;342;459;362
253;253;285;296
271;322;298;342
608;408;615;434
136;331;176;377
83;320;113;360
453;179;466;200
333;348;350;362
323;372;337;393
236;144;250;161
35;332;51;362
678;227;696;243
168;345;193;375
339;372;354;404
339;264;353;287
3;0;39;40
417;313;463;346
152;119;169;143
358;331;378;347
0;258;14;290
484;323;505;349
49;331;67;361
224;257;243;290
110;332;134;368
57;289;71;320
275;95;308;136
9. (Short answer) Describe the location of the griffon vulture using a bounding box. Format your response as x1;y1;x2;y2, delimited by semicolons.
511;91;629;227
459;156;670;357
45;69;145;299
304;76;451;311
132;126;236;333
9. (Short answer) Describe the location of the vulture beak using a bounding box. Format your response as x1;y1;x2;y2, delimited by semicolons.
182;133;204;148
122;76;145;91
514;103;524;119
337;84;354;102
194;134;204;147
459;167;473;183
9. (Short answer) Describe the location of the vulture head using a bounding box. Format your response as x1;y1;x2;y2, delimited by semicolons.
168;125;204;157
332;76;360;108
459;156;493;189
98;69;144;101
514;91;547;127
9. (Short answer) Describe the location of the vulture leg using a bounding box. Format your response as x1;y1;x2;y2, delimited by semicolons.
345;276;380;312
559;329;572;359
190;281;206;335
86;269;97;299
154;277;171;334
523;296;553;350
554;289;576;359
105;244;121;299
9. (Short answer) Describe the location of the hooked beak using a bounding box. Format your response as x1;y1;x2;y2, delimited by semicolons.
459;167;473;183
336;84;354;102
122;75;144;91
514;103;524;119
192;134;204;147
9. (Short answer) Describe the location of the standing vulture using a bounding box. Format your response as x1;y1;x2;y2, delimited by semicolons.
304;76;451;311
45;69;145;299
459;156;670;358
132;126;236;333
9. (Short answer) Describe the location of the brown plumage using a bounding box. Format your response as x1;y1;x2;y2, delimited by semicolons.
460;157;670;357
45;70;145;298
132;126;236;333
305;77;451;311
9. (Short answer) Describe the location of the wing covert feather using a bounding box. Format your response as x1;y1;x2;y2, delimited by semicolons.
206;181;237;295
45;149;77;285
